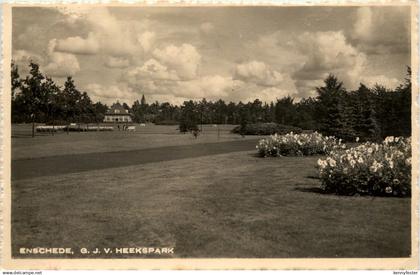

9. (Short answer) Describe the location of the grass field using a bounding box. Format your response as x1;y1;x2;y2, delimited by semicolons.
11;124;411;258
12;123;259;160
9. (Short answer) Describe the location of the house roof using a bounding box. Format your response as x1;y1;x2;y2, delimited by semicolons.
106;102;131;116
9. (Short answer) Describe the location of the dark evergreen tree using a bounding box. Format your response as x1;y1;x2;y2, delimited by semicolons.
395;66;411;136
315;74;347;139
275;96;296;125
352;84;380;141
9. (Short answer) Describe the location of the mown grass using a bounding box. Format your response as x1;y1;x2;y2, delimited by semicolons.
12;124;259;160
12;151;411;258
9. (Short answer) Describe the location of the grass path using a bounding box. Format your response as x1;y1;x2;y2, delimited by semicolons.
12;139;258;180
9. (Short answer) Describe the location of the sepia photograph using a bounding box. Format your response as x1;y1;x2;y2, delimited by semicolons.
2;2;418;270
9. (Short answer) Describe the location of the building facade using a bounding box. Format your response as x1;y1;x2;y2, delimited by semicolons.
103;102;133;123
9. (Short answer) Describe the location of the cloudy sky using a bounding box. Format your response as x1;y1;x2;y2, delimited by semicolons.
12;6;411;105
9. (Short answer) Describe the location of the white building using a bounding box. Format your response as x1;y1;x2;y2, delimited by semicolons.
103;102;133;123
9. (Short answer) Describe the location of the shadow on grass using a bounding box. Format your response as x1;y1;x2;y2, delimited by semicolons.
249;152;261;158
12;134;52;138
294;187;326;194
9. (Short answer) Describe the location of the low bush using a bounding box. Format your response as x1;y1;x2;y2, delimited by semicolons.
317;136;411;197
155;120;179;125
232;122;302;135
67;125;114;132
256;132;342;157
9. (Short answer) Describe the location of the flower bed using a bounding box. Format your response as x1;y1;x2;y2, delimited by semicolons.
256;132;342;157
317;136;411;197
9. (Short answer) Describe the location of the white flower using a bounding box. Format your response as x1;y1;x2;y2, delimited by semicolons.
385;136;395;144
329;159;336;167
356;137;360;142
369;160;383;173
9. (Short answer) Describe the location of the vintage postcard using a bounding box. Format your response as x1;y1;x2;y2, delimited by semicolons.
1;1;418;270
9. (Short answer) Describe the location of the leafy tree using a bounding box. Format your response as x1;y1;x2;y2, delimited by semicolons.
20;62;46;137
179;100;199;132
41;77;61;127
92;102;108;123
62;76;82;122
11;61;21;98
122;102;130;111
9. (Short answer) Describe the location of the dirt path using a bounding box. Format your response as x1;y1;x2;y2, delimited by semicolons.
12;139;258;180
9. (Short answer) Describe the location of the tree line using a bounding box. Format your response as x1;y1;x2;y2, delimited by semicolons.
12;61;411;140
12;61;107;125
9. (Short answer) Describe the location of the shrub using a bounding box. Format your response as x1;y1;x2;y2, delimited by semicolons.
232;122;302;135
256;132;342;157
155;120;179;125
66;125;114;132
317;136;411;197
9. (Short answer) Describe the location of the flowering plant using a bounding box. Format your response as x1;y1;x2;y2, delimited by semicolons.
317;136;411;197
256;132;343;157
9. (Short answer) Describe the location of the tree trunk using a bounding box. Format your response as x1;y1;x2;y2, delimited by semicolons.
31;115;35;138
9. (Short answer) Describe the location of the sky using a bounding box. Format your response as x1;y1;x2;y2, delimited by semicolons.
12;6;411;105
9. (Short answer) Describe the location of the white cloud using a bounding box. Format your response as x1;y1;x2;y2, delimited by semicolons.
152;44;201;80
12;49;43;64
294;31;367;90
361;75;400;89
351;7;410;54
137;31;156;53
125;59;180;81
54;32;100;55
234;61;284;86
44;52;80;77
105;57;130;68
85;83;137;105
244;87;293;103
57;7;152;57
353;7;373;41
200;22;215;34
176;75;236;99
43;39;80;77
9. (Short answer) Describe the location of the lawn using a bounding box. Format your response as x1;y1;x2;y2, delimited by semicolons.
12;123;259;160
12;150;411;258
